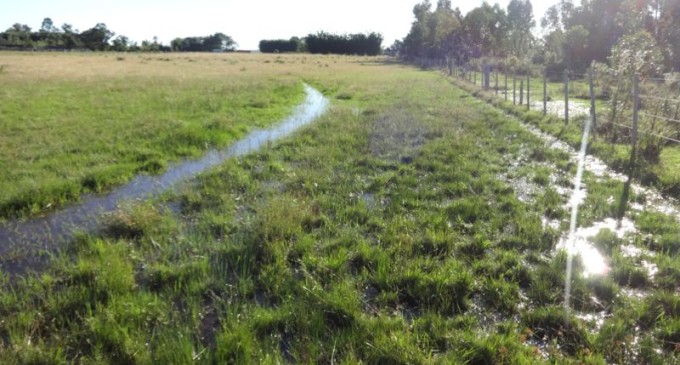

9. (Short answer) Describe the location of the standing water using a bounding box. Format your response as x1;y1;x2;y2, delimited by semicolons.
564;115;593;316
0;84;329;276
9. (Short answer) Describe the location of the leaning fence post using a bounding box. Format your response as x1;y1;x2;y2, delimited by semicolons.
589;69;597;132
543;69;547;115
527;73;531;110
632;74;640;151
564;70;570;124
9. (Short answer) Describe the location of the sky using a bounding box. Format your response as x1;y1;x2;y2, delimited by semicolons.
2;0;564;50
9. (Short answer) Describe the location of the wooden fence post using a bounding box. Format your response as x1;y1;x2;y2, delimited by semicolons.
520;79;524;105
504;72;508;101
527;73;531;110
495;71;499;96
632;74;640;151
564;70;570;124
543;69;547;115
589;69;597;132
513;72;516;105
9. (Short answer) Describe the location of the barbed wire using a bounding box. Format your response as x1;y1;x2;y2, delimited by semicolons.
638;112;680;125
644;131;680;144
642;76;680;82
638;94;680;104
602;119;680;144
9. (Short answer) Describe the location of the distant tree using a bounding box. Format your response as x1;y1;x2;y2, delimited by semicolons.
403;1;433;59
79;23;114;51
506;0;535;58
61;23;82;49
170;33;236;52
463;2;508;57
111;35;130;51
563;25;589;70
305;32;382;55
40;18;57;33
5;23;33;47
259;37;301;53
203;33;236;51
657;0;680;70
385;40;403;56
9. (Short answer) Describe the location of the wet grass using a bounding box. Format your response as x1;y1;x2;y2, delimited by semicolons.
457;71;680;201
0;56;679;363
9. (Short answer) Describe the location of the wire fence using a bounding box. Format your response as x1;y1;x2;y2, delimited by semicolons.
436;59;680;163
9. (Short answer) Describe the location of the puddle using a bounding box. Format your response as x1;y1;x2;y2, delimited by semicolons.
520;123;679;217
531;100;590;119
495;111;673;282
557;217;637;277
0;84;329;275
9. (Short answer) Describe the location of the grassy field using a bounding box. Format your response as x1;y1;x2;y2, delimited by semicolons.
0;53;311;220
1;54;680;363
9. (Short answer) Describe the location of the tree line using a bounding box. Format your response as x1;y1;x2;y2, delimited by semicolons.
259;38;303;53
0;17;236;52
397;0;680;75
259;32;383;56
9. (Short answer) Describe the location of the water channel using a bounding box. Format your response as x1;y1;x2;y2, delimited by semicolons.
0;84;330;275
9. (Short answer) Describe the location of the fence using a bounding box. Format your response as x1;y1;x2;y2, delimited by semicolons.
440;60;680;164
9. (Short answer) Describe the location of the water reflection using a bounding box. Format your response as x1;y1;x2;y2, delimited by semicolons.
558;218;637;277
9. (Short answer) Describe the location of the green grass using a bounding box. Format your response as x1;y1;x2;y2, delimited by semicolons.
1;55;679;363
0;53;305;220
456;67;680;199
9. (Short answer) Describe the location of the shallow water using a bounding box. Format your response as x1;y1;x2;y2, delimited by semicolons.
521;123;679;218
0;84;329;275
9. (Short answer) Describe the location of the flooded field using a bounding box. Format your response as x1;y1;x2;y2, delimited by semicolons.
0;85;329;275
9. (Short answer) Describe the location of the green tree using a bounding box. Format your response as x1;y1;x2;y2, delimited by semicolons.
111;35;130;52
428;0;462;58
403;1;433;59
563;25;589;69
657;0;680;70
609;29;663;77
463;2;508;57
506;0;535;58
5;23;32;47
39;17;61;47
61;23;82;49
79;23;114;51
203;33;236;51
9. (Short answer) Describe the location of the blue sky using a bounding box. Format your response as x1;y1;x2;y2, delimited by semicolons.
2;0;561;50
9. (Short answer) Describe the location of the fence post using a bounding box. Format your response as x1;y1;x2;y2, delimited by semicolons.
495;71;499;96
543;69;547;115
484;64;490;91
632;74;640;151
513;72;516;105
520;79;524;105
504;71;508;101
474;71;477;86
564;70;570;124
527;73;531;110
589;69;597;132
